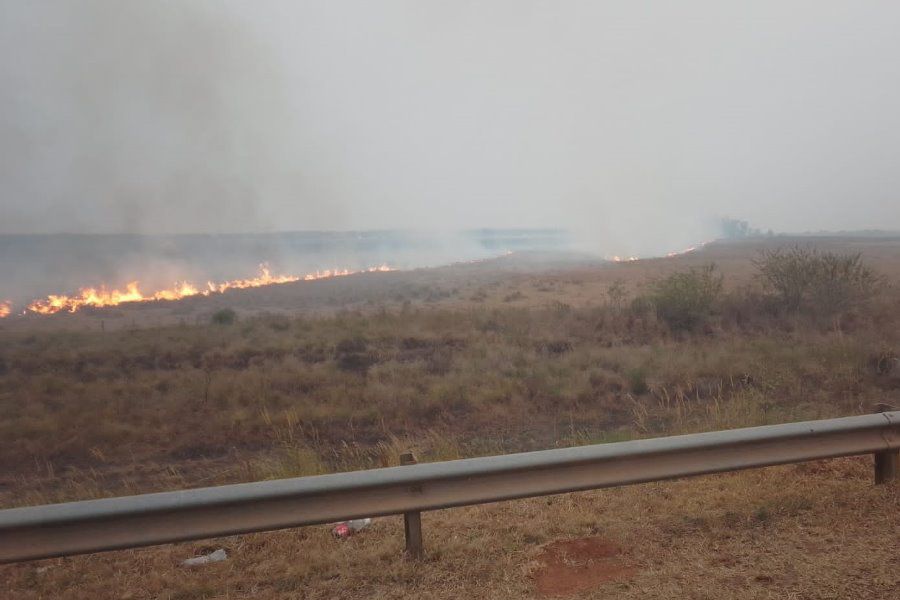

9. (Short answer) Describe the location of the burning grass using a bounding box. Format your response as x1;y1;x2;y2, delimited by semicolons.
20;264;394;316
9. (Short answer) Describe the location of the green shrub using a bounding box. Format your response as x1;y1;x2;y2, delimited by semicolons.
210;308;237;325
754;247;881;315
647;264;723;331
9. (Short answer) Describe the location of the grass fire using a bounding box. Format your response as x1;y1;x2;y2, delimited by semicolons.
18;264;394;316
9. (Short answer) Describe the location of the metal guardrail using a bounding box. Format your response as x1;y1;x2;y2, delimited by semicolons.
1;411;897;564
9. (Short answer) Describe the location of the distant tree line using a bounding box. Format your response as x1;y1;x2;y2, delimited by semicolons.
720;218;774;239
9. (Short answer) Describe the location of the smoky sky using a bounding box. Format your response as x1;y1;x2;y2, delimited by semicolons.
2;1;900;255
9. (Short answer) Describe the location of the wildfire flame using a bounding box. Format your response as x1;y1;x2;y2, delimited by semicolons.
6;244;715;319
22;264;393;316
666;245;698;258
665;239;716;257
607;240;713;263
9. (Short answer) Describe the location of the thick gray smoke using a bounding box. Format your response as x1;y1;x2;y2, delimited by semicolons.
3;1;900;259
1;1;299;235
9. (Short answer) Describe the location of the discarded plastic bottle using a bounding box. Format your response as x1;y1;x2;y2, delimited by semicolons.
332;518;372;538
181;548;227;566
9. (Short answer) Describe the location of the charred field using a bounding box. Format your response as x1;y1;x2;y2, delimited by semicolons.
1;236;900;599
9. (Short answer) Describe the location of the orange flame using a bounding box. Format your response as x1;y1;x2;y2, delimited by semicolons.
665;240;714;258
607;240;714;263
0;301;10;319
25;264;394;316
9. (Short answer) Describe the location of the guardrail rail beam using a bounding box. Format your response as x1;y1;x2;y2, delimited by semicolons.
0;411;897;564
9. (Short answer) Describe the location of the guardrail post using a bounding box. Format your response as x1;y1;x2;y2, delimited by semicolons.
874;404;898;485
874;450;898;484
400;452;424;559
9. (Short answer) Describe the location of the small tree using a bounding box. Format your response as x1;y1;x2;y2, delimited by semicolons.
754;247;881;315
648;264;723;331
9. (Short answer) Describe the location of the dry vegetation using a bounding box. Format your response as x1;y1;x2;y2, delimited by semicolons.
1;237;899;598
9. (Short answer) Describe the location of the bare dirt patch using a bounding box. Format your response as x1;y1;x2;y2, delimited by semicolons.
532;536;637;597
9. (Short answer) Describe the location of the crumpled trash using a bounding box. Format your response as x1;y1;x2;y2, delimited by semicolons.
181;548;228;566
332;518;372;538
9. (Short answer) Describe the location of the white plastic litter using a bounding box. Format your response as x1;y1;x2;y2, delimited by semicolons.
332;518;372;538
181;548;227;566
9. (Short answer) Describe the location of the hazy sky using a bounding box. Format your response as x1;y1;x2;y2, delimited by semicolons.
2;1;900;251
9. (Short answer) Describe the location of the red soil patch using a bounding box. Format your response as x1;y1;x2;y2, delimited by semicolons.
533;537;637;597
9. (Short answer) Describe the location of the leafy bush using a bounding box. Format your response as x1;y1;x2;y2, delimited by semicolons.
210;308;237;325
754;247;881;315
647;264;723;331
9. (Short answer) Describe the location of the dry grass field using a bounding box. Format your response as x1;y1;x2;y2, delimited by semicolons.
1;236;899;598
